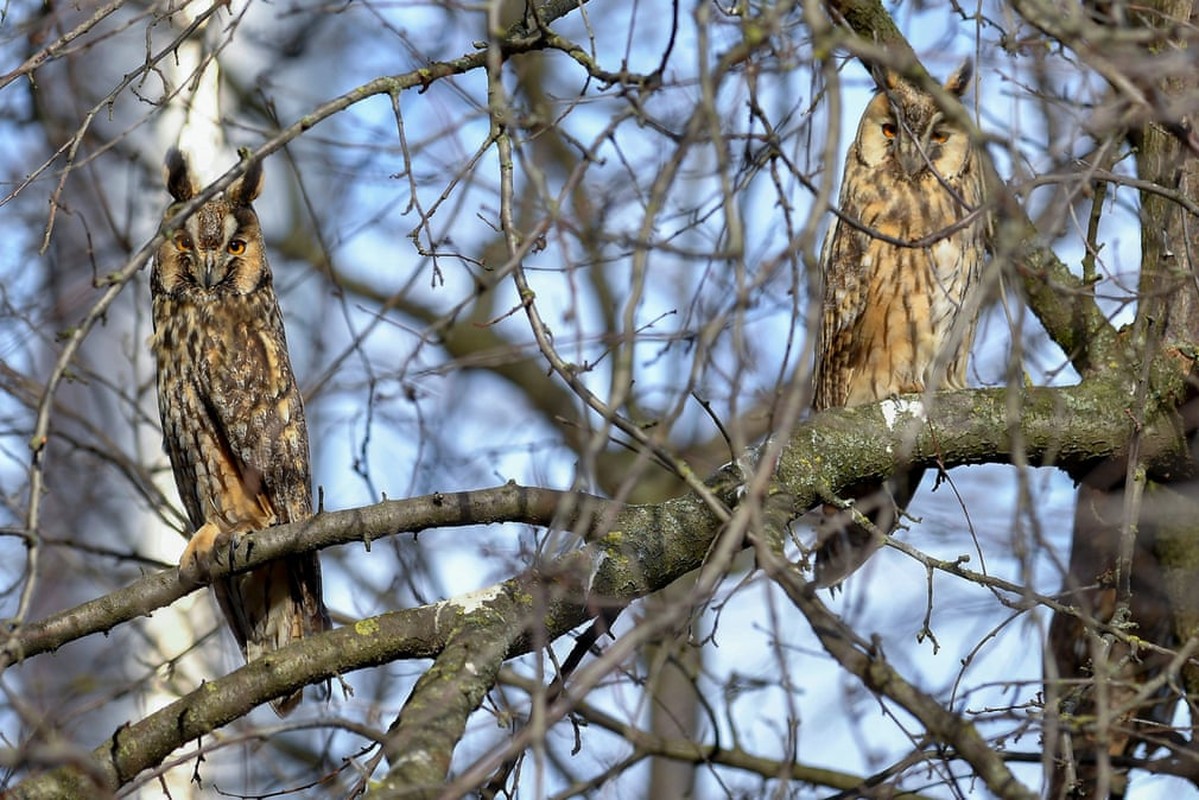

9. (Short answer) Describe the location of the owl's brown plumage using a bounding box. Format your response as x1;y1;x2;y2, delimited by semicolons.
812;62;986;586
151;149;330;715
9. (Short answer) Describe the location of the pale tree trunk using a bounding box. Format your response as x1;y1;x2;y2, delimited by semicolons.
23;2;269;795
141;4;238;795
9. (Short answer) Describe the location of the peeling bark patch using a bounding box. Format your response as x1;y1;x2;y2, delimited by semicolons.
392;749;437;769
448;584;505;613
587;551;609;594
880;398;926;429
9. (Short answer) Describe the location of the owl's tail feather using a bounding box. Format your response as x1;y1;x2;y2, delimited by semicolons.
215;553;332;717
812;467;924;588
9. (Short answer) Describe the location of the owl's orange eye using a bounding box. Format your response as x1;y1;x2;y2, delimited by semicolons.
881;122;898;139
931;129;949;144
227;240;246;256
174;234;193;252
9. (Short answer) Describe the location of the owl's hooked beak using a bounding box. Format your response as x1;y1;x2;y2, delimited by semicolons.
897;141;929;179
199;253;223;289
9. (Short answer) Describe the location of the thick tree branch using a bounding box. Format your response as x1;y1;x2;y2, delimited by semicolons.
7;373;1193;795
373;603;517;798
779;382;1189;493
8;491;730;797
0;485;589;668
9;373;1188;673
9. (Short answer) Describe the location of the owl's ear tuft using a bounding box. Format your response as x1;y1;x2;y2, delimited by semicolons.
229;153;264;206
164;148;196;202
872;65;901;92
944;59;973;98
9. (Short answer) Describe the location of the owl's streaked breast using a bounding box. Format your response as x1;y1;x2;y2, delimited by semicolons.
151;289;287;529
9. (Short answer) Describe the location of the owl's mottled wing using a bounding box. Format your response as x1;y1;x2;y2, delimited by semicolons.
813;193;872;412
199;300;312;527
194;296;329;710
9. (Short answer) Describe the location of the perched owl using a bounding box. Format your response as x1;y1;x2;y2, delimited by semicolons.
812;61;986;587
151;149;330;715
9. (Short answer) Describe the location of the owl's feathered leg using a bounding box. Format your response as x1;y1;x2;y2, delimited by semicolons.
179;520;231;584
181;523;325;715
812;467;923;588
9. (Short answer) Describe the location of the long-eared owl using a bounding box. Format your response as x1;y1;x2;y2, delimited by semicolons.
812;61;986;587
151;149;330;714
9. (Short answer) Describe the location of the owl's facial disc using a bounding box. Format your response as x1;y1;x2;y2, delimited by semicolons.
171;203;254;292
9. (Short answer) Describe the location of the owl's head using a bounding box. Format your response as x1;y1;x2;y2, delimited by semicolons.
153;149;268;297
855;60;975;181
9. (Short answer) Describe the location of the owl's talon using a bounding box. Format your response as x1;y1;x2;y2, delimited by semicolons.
179;521;230;584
